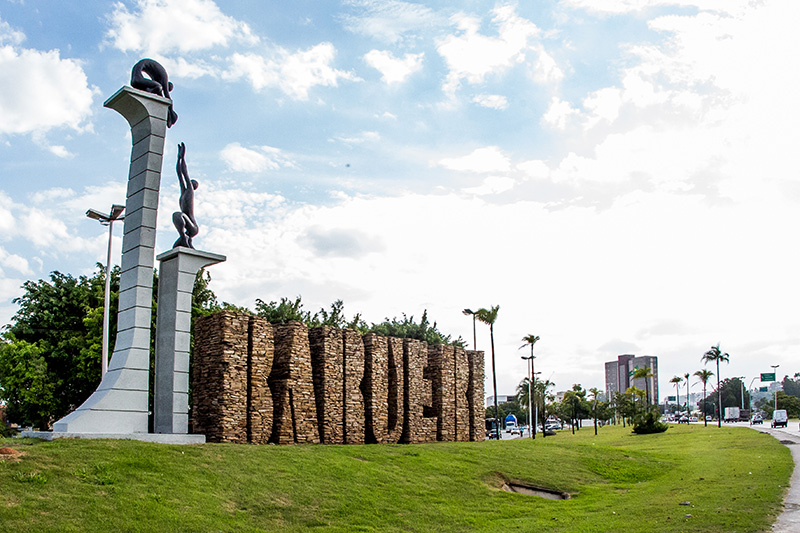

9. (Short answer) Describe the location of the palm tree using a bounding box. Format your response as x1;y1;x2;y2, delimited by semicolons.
535;378;555;437
519;334;540;439
476;305;500;439
694;369;714;427
670;375;683;417
684;372;690;416
632;366;654;406
701;343;730;428
589;387;601;435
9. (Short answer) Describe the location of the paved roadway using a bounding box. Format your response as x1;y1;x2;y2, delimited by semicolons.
727;421;800;532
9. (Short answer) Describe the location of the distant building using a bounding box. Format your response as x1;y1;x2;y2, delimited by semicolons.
485;395;516;408
605;354;659;404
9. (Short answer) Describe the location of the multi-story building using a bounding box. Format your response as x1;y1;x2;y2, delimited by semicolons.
605;354;659;404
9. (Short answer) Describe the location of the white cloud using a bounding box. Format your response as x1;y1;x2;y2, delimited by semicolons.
564;0;753;16
472;94;508;110
364;49;423;84
517;160;551;180
437;5;542;96
340;0;440;44
0;44;95;136
105;0;257;54
542;97;580;129
331;131;380;145
438;146;511;173
220;143;293;173
226;43;357;100
0;247;32;275
0;18;25;45
463;175;516;195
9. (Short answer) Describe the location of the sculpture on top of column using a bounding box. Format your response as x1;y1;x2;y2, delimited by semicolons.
131;58;178;127
172;142;199;249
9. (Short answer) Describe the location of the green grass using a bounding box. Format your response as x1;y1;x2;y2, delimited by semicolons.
0;424;792;532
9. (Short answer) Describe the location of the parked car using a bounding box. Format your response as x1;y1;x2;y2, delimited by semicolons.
689;416;698;423
678;415;689;424
706;415;712;421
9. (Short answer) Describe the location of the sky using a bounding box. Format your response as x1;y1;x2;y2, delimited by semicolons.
1;0;799;402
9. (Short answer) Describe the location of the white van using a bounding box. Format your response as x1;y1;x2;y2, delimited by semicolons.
772;409;788;428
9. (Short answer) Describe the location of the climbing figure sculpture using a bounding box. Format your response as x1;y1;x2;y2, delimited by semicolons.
172;143;199;248
131;58;178;127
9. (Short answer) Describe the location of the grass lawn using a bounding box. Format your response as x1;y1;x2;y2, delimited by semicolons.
0;423;792;532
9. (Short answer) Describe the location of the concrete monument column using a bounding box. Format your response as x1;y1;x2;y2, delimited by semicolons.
154;247;225;434
53;87;169;434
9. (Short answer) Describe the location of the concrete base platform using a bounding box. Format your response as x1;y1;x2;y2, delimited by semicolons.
19;431;206;444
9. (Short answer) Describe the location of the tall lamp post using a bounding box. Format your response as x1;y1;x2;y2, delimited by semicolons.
462;309;477;350
771;364;780;416
738;376;746;410
86;204;125;378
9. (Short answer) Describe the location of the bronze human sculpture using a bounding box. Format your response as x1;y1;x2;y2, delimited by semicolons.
172;143;199;248
131;58;178;127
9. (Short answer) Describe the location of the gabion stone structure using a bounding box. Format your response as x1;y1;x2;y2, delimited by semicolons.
193;311;485;444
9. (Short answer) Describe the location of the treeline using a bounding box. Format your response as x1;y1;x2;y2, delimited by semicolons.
0;266;462;429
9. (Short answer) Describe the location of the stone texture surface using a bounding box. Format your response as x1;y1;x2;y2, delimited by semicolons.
192;311;484;445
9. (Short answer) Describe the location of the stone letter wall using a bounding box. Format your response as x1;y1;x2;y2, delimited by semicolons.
193;310;485;445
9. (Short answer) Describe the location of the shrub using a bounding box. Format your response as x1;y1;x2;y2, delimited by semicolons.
632;410;669;434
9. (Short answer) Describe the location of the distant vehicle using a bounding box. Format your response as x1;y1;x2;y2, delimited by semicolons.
545;420;562;431
724;407;740;423
751;414;763;425
772;409;788;428
706;415;712;421
689;416;698;423
678;415;689;424
505;414;518;433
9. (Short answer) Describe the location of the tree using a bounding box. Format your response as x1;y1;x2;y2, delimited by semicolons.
684;372;690;415
782;373;800;399
632;366;654;405
755;391;800;418
589;387;601;435
519;334;539;438
669;375;683;415
476;305;500;439
0;266;222;428
0;267;118;427
701;343;730;428
694;369;714;426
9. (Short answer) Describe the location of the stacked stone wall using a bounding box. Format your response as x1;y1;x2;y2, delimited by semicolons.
193;310;484;445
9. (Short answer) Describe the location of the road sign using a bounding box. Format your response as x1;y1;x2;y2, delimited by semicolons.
761;373;776;382
667;395;676;401
759;386;768;392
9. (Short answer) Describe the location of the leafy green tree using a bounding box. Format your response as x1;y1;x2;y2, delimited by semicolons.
476;305;500;438
0;267;117;427
781;373;800;399
701;343;730;428
694;369;714;426
755;391;800;418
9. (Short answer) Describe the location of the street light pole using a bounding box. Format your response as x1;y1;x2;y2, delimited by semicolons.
771;364;780;416
86;205;125;377
521;355;532;438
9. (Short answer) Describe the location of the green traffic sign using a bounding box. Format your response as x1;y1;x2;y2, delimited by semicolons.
759;386;768;392
761;373;776;382
667;396;676;401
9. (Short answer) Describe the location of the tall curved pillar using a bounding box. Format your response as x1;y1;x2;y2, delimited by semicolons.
54;87;169;434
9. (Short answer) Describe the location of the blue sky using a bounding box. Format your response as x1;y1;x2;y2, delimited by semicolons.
2;0;799;399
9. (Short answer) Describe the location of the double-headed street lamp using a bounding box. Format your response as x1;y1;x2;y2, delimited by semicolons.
86;204;125;378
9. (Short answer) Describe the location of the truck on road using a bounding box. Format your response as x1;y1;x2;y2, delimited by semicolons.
724;407;740;423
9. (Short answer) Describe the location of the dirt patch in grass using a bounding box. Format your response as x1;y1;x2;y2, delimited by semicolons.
0;447;24;461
